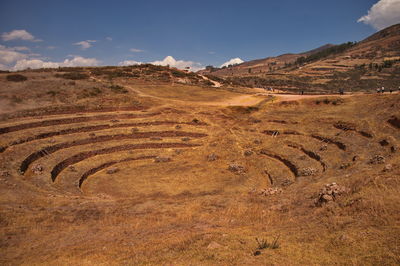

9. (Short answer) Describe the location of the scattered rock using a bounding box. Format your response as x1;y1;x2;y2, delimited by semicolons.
299;167;317;176
253;139;262;145
32;164;44;174
69;166;77;172
253;250;261;256
340;163;351;169
315;183;348;206
131;128;139;133
383;164;392;172
391;146;397;153
281;179;293;186
319;145;328;151
1;171;10;177
150;137;162;141
154;156;171;163
106;167;119;174
89;133;96;137
248;118;261;124
352;156;359;162
368;155;385;164
207;153;218;162
250;187;283;196
299;155;307;160
110;119;119;123
48;139;56;143
334;121;356;131
192;118;200;124
175;125;182;130
379;139;389;146
181;137;190;142
228;163;246;174
207;241;223;250
244;150;253;156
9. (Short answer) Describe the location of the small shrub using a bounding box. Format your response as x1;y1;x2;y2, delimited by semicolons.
255;235;280;250
55;72;88;80
90;87;102;96
7;74;28;82
10;95;23;103
46;90;58;96
109;85;128;94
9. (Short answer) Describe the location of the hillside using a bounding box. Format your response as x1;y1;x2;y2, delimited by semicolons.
205;24;400;93
1;66;400;264
199;44;336;77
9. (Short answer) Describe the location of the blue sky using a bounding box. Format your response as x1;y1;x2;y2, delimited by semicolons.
1;0;399;71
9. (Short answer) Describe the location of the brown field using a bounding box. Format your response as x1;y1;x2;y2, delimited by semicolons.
0;68;400;265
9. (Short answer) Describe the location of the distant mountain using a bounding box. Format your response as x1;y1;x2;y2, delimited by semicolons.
202;23;400;93
199;44;336;76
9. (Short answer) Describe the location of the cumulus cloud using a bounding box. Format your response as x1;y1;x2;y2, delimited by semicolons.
118;56;203;71
0;45;29;65
358;0;400;30
13;46;30;51
1;29;41;42
73;40;96;50
12;56;100;71
150;56;203;71
0;63;8;70
119;60;142;66
220;57;244;68
129;48;144;53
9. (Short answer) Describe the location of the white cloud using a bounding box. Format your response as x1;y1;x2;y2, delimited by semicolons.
12;56;100;71
73;40;96;50
220;57;244;68
129;48;144;53
106;37;112;41
150;56;203;71
1;29;41;42
13;46;30;51
46;46;56;50
0;63;8;70
118;56;203;71
358;0;400;30
208;51;216;55
0;45;29;65
119;60;142;66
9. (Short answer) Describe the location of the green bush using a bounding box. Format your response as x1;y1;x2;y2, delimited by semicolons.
109;85;128;94
7;74;28;82
55;72;89;80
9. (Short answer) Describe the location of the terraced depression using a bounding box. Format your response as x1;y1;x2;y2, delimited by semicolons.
0;65;400;265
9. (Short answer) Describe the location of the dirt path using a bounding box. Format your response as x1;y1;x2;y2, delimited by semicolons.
269;93;353;102
198;94;265;106
199;75;222;87
90;76;354;107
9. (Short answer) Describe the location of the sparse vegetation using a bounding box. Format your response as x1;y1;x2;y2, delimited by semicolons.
55;72;89;80
6;74;28;82
255;235;280;250
294;42;356;66
109;84;128;93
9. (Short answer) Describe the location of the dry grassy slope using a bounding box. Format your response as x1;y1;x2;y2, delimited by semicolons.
0;65;237;117
206;24;400;93
0;72;399;266
199;44;335;77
